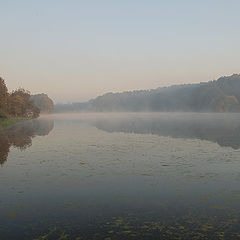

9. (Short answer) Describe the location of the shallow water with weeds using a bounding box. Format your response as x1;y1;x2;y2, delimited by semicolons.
1;113;240;239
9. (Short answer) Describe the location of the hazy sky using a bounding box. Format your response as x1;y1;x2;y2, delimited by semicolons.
1;0;240;103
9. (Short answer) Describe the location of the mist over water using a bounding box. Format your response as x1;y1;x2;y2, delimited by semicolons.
46;112;240;149
1;113;240;239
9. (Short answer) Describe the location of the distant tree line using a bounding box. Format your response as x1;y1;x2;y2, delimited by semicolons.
54;74;240;113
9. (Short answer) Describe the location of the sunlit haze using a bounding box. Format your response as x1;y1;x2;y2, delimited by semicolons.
1;0;240;103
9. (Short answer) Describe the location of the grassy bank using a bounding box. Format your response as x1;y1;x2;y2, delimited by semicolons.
0;118;29;129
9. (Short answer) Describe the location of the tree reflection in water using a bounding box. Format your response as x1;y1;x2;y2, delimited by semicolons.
91;113;240;149
0;119;54;165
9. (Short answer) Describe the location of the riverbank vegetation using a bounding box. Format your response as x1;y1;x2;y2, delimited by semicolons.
0;118;27;129
0;77;40;125
30;93;54;113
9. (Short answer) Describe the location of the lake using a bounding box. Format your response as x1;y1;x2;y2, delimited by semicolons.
1;113;240;240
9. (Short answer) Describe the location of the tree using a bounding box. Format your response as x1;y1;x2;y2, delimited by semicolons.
8;88;40;118
0;77;9;118
30;94;54;113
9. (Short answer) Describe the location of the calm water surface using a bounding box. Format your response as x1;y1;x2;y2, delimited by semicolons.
1;113;240;240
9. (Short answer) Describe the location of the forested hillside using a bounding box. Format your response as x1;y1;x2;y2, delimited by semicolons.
55;74;240;113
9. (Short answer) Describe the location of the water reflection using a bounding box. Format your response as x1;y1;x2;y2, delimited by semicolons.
91;113;240;149
1;113;240;239
0;119;54;165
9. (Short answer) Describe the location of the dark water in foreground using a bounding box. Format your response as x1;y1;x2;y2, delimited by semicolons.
1;113;240;240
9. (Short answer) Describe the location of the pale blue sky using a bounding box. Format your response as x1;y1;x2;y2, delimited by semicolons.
1;0;240;103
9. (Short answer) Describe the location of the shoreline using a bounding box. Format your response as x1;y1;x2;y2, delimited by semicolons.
0;117;30;130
